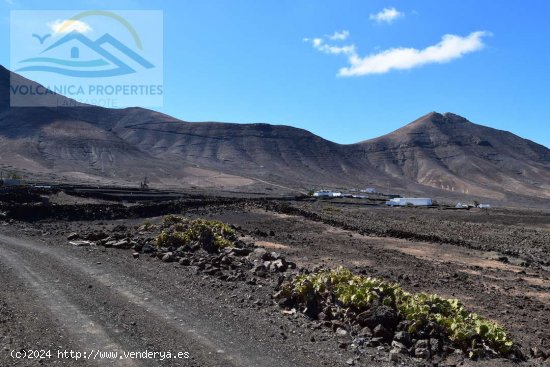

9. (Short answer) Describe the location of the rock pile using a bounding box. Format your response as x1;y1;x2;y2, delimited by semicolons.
68;216;296;282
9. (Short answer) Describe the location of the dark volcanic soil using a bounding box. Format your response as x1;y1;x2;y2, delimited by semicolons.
204;204;550;347
1;195;549;366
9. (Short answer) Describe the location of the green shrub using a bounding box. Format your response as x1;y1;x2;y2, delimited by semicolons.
281;267;515;358
161;214;187;227
156;230;189;247
398;292;513;357
156;217;237;250
139;219;156;231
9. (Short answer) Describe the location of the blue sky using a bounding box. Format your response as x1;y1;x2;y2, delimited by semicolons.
1;0;549;148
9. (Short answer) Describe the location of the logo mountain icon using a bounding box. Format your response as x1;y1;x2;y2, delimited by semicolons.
16;31;154;78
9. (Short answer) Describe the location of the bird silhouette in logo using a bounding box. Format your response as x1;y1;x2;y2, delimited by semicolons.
32;33;51;44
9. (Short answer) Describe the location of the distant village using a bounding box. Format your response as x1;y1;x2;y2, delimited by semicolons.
0;169;491;210
311;188;491;209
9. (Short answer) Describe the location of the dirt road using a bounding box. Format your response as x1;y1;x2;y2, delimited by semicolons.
0;232;348;367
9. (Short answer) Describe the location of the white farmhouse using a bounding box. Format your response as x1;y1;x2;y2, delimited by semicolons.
313;190;342;198
386;198;433;207
360;188;377;194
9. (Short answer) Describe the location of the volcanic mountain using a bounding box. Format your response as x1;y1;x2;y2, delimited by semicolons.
349;112;550;201
1;65;549;206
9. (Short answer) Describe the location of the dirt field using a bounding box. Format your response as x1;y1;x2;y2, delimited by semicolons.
198;202;550;350
1;192;549;366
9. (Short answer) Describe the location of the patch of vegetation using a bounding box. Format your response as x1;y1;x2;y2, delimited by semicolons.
138;219;157;231
156;216;237;252
278;267;517;359
161;214;187;227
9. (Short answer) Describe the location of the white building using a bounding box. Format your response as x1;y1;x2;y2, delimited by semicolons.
386;198;433;207
313;190;342;198
478;204;491;209
360;188;377;194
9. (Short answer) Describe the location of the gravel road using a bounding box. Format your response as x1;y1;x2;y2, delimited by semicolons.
0;232;349;367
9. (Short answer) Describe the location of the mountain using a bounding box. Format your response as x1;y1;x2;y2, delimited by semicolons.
1;65;549;206
350;112;550;201
0;66;250;188
112;119;384;187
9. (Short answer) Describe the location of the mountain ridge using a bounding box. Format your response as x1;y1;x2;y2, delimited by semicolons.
1;65;549;206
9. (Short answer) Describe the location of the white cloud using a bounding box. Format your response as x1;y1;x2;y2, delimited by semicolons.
48;19;92;35
304;36;355;56
369;7;404;24
328;30;349;41
318;43;356;56
338;31;490;76
305;31;490;77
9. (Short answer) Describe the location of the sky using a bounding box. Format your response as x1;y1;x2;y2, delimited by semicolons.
1;0;550;148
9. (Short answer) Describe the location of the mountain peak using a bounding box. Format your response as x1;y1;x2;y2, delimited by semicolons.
442;112;470;123
415;111;470;125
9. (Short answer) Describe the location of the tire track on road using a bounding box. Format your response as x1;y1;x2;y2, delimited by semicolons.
0;233;304;367
0;246;139;367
